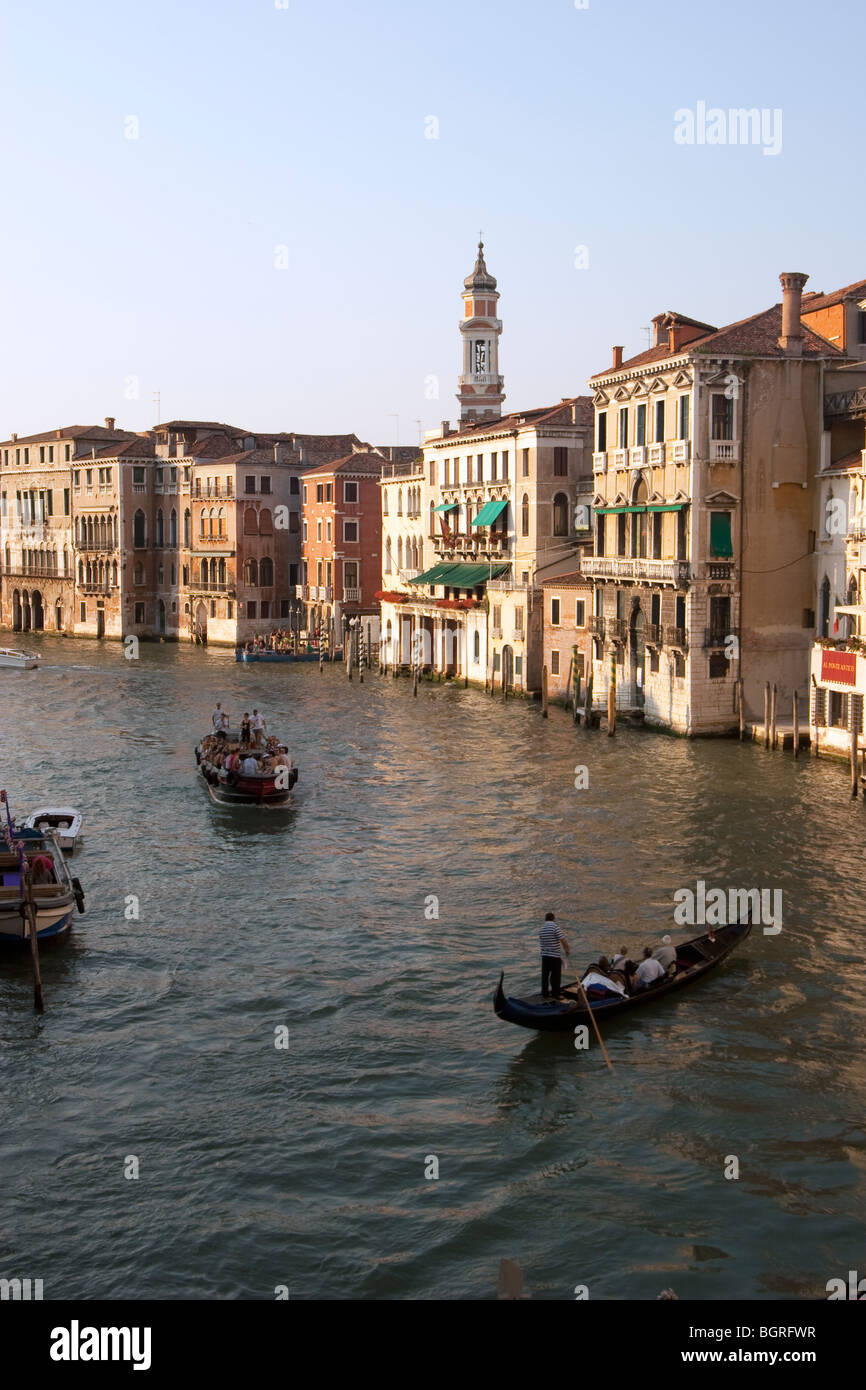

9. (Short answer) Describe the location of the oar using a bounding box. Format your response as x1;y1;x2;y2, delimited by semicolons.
574;970;614;1072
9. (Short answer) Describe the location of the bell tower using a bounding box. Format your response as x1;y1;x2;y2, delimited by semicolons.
458;241;505;424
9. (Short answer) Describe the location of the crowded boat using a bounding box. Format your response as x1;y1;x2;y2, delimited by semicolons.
195;704;298;805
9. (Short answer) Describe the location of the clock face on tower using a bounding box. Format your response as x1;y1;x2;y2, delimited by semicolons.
474;340;488;374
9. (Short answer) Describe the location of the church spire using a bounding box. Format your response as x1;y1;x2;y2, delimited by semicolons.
457;240;504;424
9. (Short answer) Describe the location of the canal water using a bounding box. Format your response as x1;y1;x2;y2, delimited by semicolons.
1;634;864;1300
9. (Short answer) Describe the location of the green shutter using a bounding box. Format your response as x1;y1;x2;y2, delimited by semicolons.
709;512;733;558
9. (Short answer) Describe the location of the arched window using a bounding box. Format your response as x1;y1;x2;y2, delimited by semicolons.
521;493;530;537
397;536;403;570
78;560;84;583
429;502;435;536
244;507;258;535
383;490;389;516
260;556;274;586
218;507;226;537
99;516;107;547
397;490;403;516
209;558;217;584
245;558;258;586
169;508;178;546
133;509;146;547
184;509;191;546
74;518;80;545
86;517;94;548
156;508;164;547
134;561;144;585
474;631;480;663
208;510;216;537
112;560;118;587
385;536;392;573
553;492;569;537
113;515;119;546
218;558;226;585
259;508;273;535
200;559;208;584
631;480;648;559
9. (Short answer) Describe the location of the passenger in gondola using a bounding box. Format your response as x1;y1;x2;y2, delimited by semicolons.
240;713;251;745
652;934;677;973
634;947;665;991
241;753;260;776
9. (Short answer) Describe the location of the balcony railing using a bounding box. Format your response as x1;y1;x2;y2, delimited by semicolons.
80;582;114;594
707;561;733;580
294;584;305;598
608;618;627;641
666;625;688;649
581;556;691;584
589;614;605;638
629;446;646;467
647;443;666;465
646;623;663;646
670;440;690;463
611;448;628;469
709;439;739;463
189;580;234;594
76;542;115;552
4;565;62;578
491;627;503;640
592;452;607;474
343;587;361;602
704;627;730;649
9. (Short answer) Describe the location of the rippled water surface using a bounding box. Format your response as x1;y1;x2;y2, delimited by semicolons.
2;634;865;1299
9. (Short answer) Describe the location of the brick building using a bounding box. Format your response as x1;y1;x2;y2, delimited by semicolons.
541;571;593;705
301;449;384;652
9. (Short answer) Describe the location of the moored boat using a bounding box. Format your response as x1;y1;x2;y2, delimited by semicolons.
0;825;85;945
494;920;751;1033
0;647;40;670
235;647;329;663
195;730;299;806
23;806;83;852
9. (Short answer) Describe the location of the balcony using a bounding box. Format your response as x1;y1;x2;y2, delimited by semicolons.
629;446;646;468
76;542;115;552
709;439;739;463
707;561;733;580
608;618;627;642
666;625;688;649
589;614;605;638
704;627;730;649
80;582;113;594
581;556;691;585
294;584;305;598
611;448;628;469
646;623;663;646
511;628;525;641
647;443;666;466
592;452;607;474
189;581;234;594
670;440;690;463
491;627;503;640
343;587;361;602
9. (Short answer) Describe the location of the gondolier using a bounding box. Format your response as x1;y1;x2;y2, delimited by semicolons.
539;912;570;999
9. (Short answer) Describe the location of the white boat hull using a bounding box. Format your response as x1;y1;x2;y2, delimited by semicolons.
23;807;82;853
0;648;40;669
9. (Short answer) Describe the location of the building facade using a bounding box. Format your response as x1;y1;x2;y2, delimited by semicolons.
584;273;846;735
300;449;384;654
541;571;593;706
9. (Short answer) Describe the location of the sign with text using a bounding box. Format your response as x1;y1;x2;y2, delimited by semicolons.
821;649;857;687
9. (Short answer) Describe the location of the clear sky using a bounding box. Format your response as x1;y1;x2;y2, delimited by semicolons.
1;0;863;445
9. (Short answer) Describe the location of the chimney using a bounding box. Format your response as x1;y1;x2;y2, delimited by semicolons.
667;319;685;354
652;314;666;347
10;432;17;442
779;271;809;355
55;428;62;438
105;416;115;430
612;346;624;369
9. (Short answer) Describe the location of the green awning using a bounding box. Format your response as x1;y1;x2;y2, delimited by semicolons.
408;562;458;585
647;502;686;512
596;505;644;515
433;500;459;512
408;561;510;589
471;498;508;528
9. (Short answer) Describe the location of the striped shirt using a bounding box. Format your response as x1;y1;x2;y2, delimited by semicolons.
539;920;564;958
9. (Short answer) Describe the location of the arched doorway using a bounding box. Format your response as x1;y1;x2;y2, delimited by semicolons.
819;576;831;638
12;589;21;630
157;600;166;635
21;590;32;631
630;606;646;708
31;591;44;630
502;643;514;691
194;602;208;644
55;601;63;631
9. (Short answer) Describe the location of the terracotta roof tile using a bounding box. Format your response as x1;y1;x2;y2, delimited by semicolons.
0;424;135;447
802;278;866;312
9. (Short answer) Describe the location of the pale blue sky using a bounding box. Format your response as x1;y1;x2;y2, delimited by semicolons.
1;0;863;444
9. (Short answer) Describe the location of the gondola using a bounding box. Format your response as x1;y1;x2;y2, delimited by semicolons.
494;920;751;1033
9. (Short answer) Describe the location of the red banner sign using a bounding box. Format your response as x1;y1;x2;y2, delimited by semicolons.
821;648;858;686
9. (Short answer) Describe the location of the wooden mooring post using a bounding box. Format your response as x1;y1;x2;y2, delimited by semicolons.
541;665;548;718
851;721;859;798
793;690;800;759
584;671;593;729
770;683;777;749
607;652;616;736
22;867;44;1013
737;678;745;741
763;682;770;748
